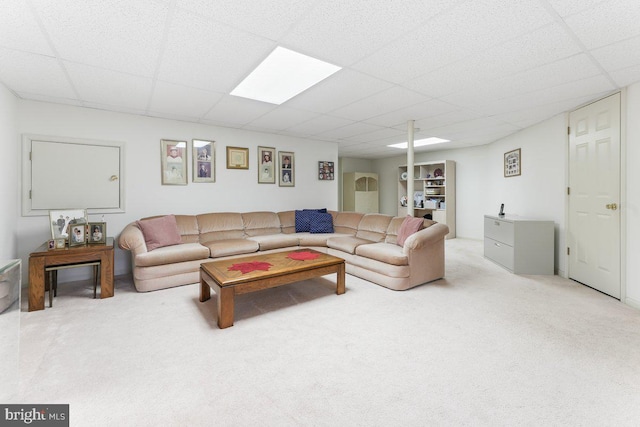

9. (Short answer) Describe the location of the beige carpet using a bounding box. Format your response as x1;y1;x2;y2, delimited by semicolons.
10;239;640;426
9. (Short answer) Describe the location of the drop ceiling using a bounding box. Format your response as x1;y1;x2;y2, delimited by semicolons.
1;0;639;159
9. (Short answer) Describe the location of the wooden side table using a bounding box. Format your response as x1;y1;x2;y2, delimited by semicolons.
28;237;115;311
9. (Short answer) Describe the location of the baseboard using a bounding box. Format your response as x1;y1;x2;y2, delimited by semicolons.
624;296;640;310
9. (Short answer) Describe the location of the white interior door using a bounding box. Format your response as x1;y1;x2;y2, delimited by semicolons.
568;93;621;298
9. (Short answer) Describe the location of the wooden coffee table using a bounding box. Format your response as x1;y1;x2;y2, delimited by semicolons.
199;249;345;328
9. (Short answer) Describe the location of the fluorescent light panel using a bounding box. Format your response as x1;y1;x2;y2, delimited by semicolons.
387;137;450;149
230;46;341;105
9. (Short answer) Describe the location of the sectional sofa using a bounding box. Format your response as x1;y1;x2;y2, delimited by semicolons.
118;210;449;292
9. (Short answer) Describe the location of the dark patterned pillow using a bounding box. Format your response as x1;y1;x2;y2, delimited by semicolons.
295;209;327;232
310;211;334;233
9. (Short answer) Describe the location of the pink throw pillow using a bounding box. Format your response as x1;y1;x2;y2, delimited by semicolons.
136;215;182;251
396;215;424;247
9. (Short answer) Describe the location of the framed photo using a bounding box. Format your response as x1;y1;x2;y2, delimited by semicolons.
54;238;66;249
193;139;215;183
278;151;295;187
258;146;276;184
504;148;521;177
49;209;87;240
318;161;334;180
68;223;87;247
47;239;55;250
161;139;187;185
226;146;249;169
88;222;107;244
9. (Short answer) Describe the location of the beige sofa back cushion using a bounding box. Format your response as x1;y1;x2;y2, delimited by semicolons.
277;211;296;234
384;217;405;245
355;214;393;242
242;212;282;236
197;212;245;242
333;212;364;235
175;215;200;244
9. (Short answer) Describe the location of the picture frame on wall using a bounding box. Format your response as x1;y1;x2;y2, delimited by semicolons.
193;139;215;183
226;146;249;169
88;222;107;244
258;146;276;184
278;151;295;187
504;148;521;177
49;209;87;240
318;161;334;180
161;139;187;185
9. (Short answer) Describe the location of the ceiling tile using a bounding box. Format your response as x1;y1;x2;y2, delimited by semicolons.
330;86;430;122
609;63;640;87
244;107;320;131
344;127;407;143
316;122;384;140
591;35;640;71
157;8;275;92
148;81;223;119
31;0;169;77
546;0;609;17
284;115;354;136
363;99;460;128
0;48;76;99
65;62;153;110
203;95;275;125
562;0;640;49
0;0;53;55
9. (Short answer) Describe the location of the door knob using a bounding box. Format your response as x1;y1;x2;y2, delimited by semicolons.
606;203;618;210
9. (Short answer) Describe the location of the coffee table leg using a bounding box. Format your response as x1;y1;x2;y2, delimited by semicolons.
199;276;211;302
336;262;345;295
217;287;235;328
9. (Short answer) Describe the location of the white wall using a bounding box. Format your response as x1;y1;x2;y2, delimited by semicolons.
625;83;640;308
16;101;339;280
0;85;18;260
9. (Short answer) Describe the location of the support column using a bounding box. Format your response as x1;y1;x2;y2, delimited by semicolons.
407;120;415;217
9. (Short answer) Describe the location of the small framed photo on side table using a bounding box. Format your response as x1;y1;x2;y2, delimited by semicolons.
88;222;107;244
68;224;87;247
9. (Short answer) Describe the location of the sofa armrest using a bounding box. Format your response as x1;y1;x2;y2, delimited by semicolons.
118;222;148;257
402;223;449;253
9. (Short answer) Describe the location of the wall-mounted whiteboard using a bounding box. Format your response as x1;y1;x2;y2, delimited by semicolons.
22;134;125;216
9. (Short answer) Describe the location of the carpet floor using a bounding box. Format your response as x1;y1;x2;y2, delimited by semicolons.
7;238;640;426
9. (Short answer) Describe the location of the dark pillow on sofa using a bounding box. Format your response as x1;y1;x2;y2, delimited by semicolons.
310;211;334;233
136;214;182;251
295;209;328;232
396;215;423;246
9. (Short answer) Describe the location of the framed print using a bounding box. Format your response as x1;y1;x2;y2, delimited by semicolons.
161;139;187;185
258;146;276;184
278;151;295;187
49;209;87;240
88;222;107;244
226;146;249;169
318;161;334;180
68;223;87;247
54;238;66;249
504;148;521;177
47;239;55;250
193;139;215;183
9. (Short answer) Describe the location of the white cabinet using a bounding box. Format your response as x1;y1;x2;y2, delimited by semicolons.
343;172;379;213
484;215;554;274
398;160;455;238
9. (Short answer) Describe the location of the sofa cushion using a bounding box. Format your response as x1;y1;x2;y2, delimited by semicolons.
295;209;327;232
242;211;282;236
384;217;406;245
397;216;424;246
355;242;408;266
247;234;300;251
326;236;375;255
197;213;245;242
135;243;210;267
277;210;296;234
136;214;182;251
310;211;334;233
355;214;393;242
332;212;364;235
296;232;348;247
203;238;259;258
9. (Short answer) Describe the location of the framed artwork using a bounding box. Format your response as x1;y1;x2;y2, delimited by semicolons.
226;146;249;169
88;222;107;244
278;151;295;187
68;223;87;247
318;161;334;180
49;209;87;240
54;238;66;249
193;139;215;183
161;139;187;185
258;146;276;184
504;148;521;177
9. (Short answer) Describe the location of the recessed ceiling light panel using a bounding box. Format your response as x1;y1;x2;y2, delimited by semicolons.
387;137;450;149
230;46;341;105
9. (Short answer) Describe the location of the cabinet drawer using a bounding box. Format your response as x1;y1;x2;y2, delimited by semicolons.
484;217;514;245
484;237;514;271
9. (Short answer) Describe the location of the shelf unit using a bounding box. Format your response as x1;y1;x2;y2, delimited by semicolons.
343;172;379;213
398;160;455;238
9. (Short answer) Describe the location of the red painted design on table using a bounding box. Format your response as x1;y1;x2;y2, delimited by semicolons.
228;261;273;274
287;251;320;261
